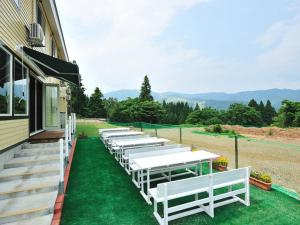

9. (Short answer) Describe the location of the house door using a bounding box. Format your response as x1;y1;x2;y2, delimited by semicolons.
29;75;43;133
45;85;59;128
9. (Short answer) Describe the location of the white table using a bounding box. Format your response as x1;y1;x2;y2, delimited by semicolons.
131;150;219;204
102;131;143;139
111;138;170;164
99;127;130;134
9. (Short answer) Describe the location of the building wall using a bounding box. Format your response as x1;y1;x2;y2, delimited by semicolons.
0;119;29;151
0;0;69;151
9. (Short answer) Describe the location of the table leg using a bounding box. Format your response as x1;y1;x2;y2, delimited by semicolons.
209;159;212;174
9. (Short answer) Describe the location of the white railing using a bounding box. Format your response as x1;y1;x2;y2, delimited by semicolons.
60;113;76;194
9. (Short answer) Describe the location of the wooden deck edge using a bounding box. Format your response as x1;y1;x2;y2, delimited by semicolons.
51;138;77;225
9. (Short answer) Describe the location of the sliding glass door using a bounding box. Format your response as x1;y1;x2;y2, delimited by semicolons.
45;85;59;128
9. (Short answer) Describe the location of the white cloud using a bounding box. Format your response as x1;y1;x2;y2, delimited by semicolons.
56;0;300;95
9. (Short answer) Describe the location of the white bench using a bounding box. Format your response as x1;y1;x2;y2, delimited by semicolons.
149;167;250;225
125;146;191;175
105;135;149;151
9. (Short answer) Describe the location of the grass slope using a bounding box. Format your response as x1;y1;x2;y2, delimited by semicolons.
61;125;300;225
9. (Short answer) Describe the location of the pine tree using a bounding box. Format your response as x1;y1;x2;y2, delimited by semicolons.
88;87;106;118
70;78;89;117
248;99;258;110
263;100;276;125
194;103;200;111
139;75;153;101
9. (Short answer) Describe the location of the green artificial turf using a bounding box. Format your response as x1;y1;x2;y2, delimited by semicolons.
76;122;116;137
61;137;300;225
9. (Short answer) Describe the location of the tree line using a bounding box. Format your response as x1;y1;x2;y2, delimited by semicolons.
70;76;300;128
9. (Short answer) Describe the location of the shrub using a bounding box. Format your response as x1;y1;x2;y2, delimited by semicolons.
250;171;272;183
212;124;223;133
213;156;228;167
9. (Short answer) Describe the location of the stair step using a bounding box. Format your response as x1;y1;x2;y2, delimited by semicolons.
0;191;58;224
15;148;59;158
4;156;59;169
22;143;59;149
0;176;60;200
5;214;53;225
0;165;59;182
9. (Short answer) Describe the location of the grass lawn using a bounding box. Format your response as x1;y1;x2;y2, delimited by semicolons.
61;123;300;225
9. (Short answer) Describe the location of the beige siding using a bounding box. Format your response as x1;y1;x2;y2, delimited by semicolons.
0;119;29;151
0;0;62;58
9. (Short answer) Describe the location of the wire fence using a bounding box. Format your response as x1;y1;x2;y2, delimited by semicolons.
108;121;300;197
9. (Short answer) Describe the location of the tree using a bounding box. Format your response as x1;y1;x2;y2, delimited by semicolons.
248;99;258;110
88;87;106;118
226;103;263;126
186;107;220;125
263;100;276;125
103;97;118;119
139;75;153;101
194;103;200;111
69;78;89;117
273;100;300;127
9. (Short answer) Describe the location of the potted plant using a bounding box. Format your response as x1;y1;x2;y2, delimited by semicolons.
250;171;272;191
212;156;228;171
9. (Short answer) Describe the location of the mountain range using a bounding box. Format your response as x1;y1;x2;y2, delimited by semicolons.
104;88;300;110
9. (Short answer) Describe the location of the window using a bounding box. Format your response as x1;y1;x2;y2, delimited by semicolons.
0;47;12;116
37;5;45;33
14;60;28;115
51;38;56;57
13;0;20;8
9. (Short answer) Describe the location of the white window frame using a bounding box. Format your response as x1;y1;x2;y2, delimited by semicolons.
0;46;13;117
12;0;21;9
14;58;29;116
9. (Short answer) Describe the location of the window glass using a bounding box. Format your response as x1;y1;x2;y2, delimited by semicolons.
0;47;12;115
37;5;45;32
14;60;28;115
13;0;20;8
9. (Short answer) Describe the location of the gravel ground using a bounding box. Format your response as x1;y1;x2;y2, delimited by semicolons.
141;127;300;194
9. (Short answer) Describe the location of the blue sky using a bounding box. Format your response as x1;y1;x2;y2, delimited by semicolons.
56;0;300;95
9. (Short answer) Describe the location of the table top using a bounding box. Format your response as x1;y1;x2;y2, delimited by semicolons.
132;150;219;170
99;128;130;133
112;137;169;147
102;131;143;138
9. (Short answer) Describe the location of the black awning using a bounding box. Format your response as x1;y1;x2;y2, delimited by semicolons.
23;47;80;85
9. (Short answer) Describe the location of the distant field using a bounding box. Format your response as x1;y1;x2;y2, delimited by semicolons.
76;119;300;194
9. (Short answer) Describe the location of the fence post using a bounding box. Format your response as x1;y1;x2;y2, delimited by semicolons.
65;123;69;161
59;138;64;194
155;128;158;137
235;135;238;169
179;127;182;144
141;122;143;132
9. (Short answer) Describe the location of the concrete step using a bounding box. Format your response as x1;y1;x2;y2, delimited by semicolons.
5;214;53;225
0;191;57;224
14;148;59;158
22;143;59;150
4;156;59;169
0;176;60;200
0;164;59;182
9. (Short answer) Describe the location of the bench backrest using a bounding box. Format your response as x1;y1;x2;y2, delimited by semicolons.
213;168;248;188
129;147;191;163
124;144;183;157
156;167;249;199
